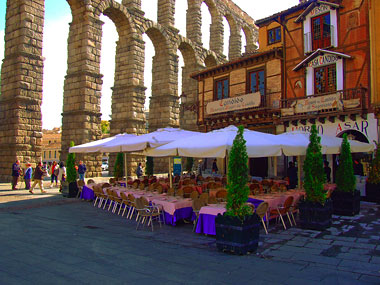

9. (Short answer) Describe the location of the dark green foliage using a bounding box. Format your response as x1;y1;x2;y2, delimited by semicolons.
146;156;154;176
336;134;356;192
185;157;194;172
303;125;326;204
368;141;380;184
226;126;252;219
66;141;77;183
114;152;124;179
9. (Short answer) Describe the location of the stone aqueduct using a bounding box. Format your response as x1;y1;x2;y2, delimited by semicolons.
0;0;257;181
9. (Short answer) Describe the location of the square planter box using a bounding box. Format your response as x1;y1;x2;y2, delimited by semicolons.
331;190;360;216
365;182;380;204
215;213;260;255
299;199;332;231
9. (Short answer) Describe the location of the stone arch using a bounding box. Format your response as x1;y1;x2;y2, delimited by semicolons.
204;52;218;68
141;22;179;131
62;0;139;177
242;24;257;53
177;38;203;130
224;13;241;60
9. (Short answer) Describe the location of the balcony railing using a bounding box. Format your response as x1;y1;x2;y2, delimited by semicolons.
280;88;369;117
304;25;334;53
202;93;281;119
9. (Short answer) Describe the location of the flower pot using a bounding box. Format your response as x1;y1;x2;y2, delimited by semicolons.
331;190;360;216
68;182;78;198
365;182;380;204
215;213;260;255
299;199;332;231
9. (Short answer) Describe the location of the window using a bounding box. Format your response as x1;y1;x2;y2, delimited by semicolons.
43;151;46;159
314;64;336;94
248;70;265;95
215;78;229;100
49;151;51;158
54;151;56;158
268;27;281;45
312;13;331;50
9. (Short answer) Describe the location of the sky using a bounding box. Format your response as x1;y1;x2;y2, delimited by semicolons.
0;0;299;130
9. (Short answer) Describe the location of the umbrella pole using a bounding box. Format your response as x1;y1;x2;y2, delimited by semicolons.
169;157;172;189
124;152;127;180
273;156;278;177
297;156;301;189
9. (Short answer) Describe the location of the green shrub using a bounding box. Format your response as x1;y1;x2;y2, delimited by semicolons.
303;125;326;204
66;141;77;183
336;134;356;192
368;141;380;184
114;152;124;179
225;126;252;219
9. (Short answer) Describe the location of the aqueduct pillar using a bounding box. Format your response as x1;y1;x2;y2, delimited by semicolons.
0;0;45;182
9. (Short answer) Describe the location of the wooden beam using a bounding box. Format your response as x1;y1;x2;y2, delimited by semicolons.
328;116;335;123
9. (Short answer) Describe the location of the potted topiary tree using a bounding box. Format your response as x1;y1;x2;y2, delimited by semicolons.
215;126;260;255
146;156;154;177
366;142;380;204
65;141;78;198
299;125;332;230
331;134;360;215
114;152;124;180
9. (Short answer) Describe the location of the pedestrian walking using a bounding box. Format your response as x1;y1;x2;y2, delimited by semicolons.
49;161;59;188
24;163;33;190
30;162;47;194
77;160;86;181
212;159;218;174
11;160;22;190
136;163;143;178
57;161;66;192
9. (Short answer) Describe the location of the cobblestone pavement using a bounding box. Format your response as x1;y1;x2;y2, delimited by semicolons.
0;181;379;284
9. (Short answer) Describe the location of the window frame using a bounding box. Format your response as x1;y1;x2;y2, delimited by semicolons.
311;12;331;50
214;77;230;101
267;26;282;45
313;63;337;94
247;68;266;96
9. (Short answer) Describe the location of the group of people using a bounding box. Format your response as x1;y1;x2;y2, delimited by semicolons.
11;159;87;194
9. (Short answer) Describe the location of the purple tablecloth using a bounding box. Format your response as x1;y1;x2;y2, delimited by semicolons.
163;207;193;226
195;198;264;235
81;185;95;200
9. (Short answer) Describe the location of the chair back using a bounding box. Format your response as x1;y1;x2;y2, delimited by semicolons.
148;183;156;191
102;182;111;189
120;191;128;201
77;180;85;187
139;183;145;190
192;198;203;212
128;194;135;204
190;191;199;200
199;192;209;204
109;178;116;185
176;188;184;197
140;196;149;207
167;188;175;196
182;178;192;186
248;203;255;213
283;196;294;210
221;177;227;185
87;179;95;184
156;184;163;194
256;202;269;218
215;189;227;199
208;196;217;204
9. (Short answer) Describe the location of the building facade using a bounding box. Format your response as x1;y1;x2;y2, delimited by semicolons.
192;0;377;178
41;128;61;166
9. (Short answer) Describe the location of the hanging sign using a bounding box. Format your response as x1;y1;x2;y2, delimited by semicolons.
294;93;342;114
206;92;261;115
173;157;182;176
308;54;339;68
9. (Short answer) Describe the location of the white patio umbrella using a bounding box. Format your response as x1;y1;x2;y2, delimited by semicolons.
69;133;137;153
144;125;283;158
277;131;374;156
100;127;201;153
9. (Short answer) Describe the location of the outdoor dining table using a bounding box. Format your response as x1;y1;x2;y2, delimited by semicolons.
195;198;264;235
112;187;193;226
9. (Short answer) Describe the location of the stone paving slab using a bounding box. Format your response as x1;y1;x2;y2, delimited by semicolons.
0;182;380;284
